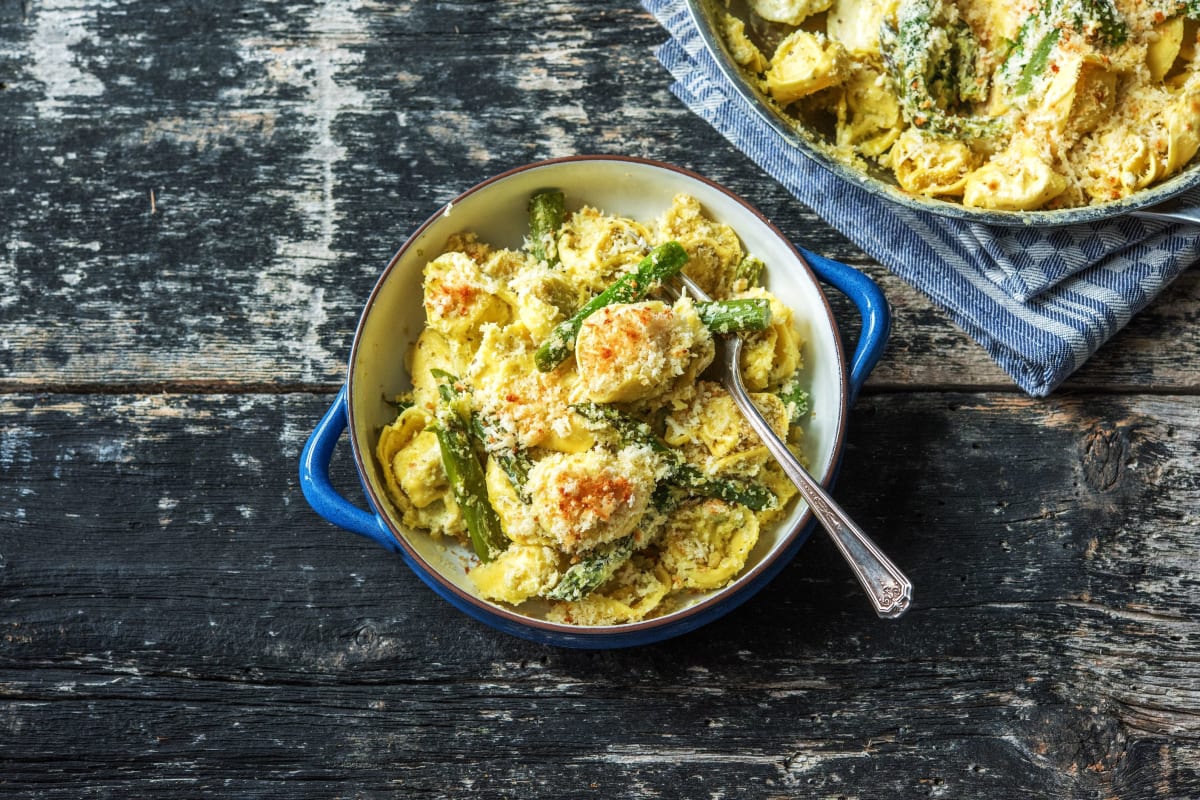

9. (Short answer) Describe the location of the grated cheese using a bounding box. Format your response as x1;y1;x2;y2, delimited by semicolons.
376;193;811;625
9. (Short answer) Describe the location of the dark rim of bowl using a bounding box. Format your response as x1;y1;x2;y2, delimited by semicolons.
346;154;851;636
684;0;1200;228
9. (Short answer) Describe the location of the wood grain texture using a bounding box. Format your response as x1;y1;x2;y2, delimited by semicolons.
2;393;1198;797
1;1;1196;393
2;0;1199;797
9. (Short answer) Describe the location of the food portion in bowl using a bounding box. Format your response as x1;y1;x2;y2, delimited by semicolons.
374;190;812;625
717;0;1200;210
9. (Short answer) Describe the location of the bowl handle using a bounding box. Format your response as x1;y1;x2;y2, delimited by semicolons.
799;248;891;405
299;386;402;552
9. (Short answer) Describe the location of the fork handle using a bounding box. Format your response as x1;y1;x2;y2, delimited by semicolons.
1129;193;1200;226
725;362;913;618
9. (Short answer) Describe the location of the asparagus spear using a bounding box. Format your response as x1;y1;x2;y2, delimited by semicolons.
669;463;777;511
472;415;533;502
777;374;811;426
534;241;689;372
694;298;772;334
528;189;565;269
1071;0;1128;45
880;0;1002;138
431;372;509;562
733;254;765;288
573;402;777;512
997;0;1127;96
951;19;986;104
546;489;682;602
432;369;532;501
547;535;636;601
1012;27;1060;97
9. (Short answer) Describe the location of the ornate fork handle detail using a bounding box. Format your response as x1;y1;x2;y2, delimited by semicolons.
673;274;913;618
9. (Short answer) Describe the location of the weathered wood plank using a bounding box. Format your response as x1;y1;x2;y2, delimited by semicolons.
1;3;1196;393
2;392;1196;797
2;1;1198;797
821;254;1200;392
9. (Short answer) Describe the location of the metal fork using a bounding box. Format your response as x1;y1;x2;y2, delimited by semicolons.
1131;205;1200;225
664;274;913;618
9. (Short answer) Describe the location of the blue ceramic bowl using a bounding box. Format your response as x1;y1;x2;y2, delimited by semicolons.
299;156;890;648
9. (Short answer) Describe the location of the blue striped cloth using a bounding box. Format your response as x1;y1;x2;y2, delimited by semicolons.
643;0;1200;396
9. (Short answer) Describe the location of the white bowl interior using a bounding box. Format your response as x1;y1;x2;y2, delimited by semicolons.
348;158;848;627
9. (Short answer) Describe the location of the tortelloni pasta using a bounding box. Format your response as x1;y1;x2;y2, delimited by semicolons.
720;0;1200;210
376;192;811;625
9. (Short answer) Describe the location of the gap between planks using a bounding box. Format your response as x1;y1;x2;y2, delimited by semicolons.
1;381;1197;397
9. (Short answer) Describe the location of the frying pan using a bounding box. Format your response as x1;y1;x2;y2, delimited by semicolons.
685;0;1200;227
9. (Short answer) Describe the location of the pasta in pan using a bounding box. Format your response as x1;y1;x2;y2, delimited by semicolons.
721;0;1200;210
375;192;811;625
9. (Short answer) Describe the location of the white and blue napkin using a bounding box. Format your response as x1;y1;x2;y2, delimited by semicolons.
644;0;1200;396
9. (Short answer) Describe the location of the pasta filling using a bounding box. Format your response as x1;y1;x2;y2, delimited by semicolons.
718;0;1200;210
376;193;812;625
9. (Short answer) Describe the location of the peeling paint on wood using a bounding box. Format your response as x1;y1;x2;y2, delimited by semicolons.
2;0;1199;797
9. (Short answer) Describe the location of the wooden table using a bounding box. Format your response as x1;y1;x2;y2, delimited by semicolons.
3;2;1198;796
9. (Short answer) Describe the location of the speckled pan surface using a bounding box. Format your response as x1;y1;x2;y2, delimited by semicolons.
685;0;1200;228
320;156;887;647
